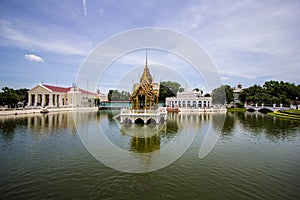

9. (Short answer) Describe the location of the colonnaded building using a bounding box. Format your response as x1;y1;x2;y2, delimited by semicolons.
27;84;108;108
166;90;212;110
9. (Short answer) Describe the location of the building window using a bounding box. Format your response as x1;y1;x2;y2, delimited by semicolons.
187;101;191;107
183;101;186;107
198;101;202;108
178;101;181;107
204;101;206;107
193;101;196;107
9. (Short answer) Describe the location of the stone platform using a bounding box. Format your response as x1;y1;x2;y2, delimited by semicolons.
119;107;167;124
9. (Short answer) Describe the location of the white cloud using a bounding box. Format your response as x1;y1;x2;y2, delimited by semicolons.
0;19;92;56
24;54;45;62
82;0;87;17
158;0;300;85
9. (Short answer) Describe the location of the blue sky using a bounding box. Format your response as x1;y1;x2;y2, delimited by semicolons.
0;0;299;93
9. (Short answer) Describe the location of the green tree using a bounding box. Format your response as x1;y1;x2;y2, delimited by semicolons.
0;87;29;107
239;81;300;105
211;85;233;104
108;89;131;101
159;81;183;101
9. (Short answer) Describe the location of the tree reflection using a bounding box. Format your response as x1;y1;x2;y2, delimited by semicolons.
220;113;235;135
0;117;27;140
238;112;300;140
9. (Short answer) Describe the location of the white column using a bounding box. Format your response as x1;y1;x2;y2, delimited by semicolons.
59;95;63;107
49;94;53;106
28;93;32;106
56;95;59;107
41;94;45;107
66;95;69;106
34;94;38;106
55;94;57;106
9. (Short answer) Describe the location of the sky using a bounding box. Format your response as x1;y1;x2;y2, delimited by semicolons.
0;0;299;93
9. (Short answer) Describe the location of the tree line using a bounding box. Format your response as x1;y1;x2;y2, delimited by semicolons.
2;80;298;107
0;87;29;108
239;81;300;105
211;80;300;106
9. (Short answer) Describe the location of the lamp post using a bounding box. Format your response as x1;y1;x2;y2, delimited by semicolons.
296;97;298;110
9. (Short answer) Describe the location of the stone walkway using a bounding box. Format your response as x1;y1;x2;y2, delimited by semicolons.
0;107;98;116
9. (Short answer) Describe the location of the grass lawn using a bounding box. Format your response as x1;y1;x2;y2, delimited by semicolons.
268;109;300;120
227;107;246;112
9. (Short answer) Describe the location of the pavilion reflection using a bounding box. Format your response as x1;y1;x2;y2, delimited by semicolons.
125;112;218;154
130;134;161;153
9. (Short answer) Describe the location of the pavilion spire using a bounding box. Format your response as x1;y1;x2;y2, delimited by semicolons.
145;48;148;66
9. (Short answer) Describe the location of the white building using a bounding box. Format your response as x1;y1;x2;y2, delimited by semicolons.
166;90;213;111
27;84;107;108
95;90;108;102
233;83;243;103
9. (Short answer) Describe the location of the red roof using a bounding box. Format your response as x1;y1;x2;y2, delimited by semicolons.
42;84;70;93
42;84;95;95
79;88;95;95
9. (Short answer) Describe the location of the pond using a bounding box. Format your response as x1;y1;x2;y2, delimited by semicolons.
0;111;299;199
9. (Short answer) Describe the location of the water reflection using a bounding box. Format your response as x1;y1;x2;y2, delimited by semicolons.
0;112;100;140
121;112;224;155
205;111;300;140
120;123;167;138
123;121;180;153
130;135;161;153
220;113;235;136
0;117;26;140
238;112;300;140
1;110;299;198
1;111;299;145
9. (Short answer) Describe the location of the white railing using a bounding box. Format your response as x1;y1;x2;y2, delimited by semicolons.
121;107;167;115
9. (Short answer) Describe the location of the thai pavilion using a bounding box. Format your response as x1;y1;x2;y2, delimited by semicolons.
129;61;160;110
119;54;167;124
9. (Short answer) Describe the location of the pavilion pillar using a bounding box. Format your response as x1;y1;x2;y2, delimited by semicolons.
135;98;138;109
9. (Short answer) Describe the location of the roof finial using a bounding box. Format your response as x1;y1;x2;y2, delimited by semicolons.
145;48;148;66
